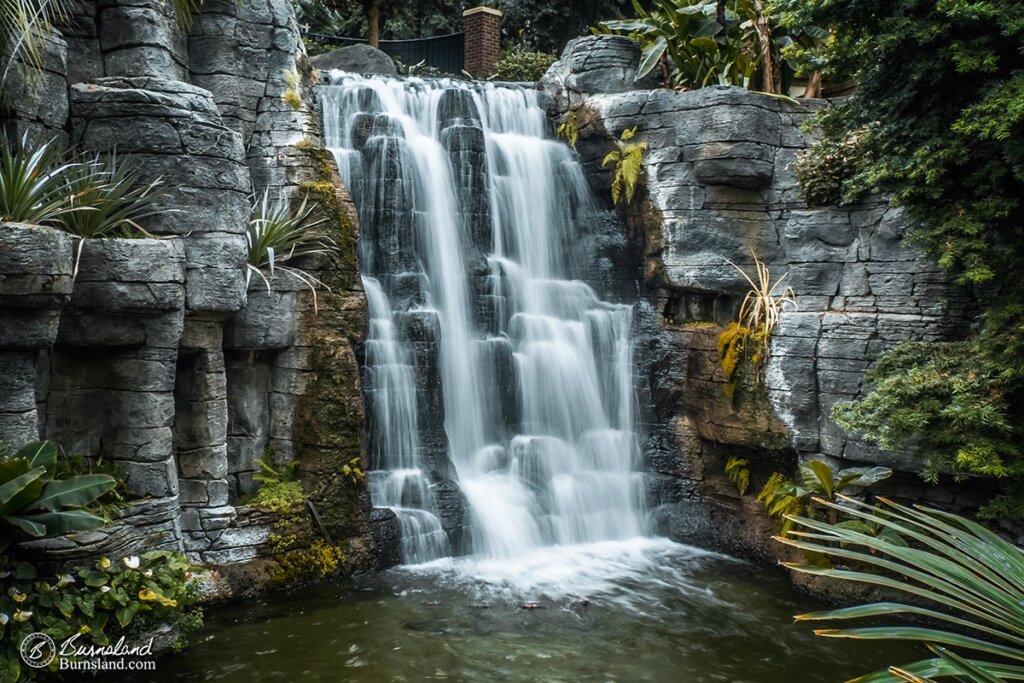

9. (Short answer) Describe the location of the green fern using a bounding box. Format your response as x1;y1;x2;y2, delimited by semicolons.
602;127;648;205
725;457;750;495
250;449;304;514
556;111;579;149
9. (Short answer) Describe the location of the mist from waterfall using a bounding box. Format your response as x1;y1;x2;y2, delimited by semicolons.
321;75;645;564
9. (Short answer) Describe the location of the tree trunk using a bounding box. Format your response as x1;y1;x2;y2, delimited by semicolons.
752;0;778;94
367;0;381;48
804;70;823;98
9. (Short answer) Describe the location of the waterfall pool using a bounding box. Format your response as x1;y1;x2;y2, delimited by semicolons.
127;538;913;682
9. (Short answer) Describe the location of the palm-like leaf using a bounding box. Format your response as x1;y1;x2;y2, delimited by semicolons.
780;495;1024;682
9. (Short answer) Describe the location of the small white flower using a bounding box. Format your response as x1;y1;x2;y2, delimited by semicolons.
12;610;32;622
99;585;111;593
143;570;153;578
0;613;8;625
123;556;140;569
56;574;75;588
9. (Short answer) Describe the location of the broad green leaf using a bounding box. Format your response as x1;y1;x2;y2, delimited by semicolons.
35;474;116;511
0;466;44;513
4;514;46;536
804;460;835;497
14;441;57;480
636;36;668;79
18;509;107;535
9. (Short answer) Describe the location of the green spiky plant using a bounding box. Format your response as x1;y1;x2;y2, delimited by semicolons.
0;134;81;225
780;496;1024;682
602;126;647;205
59;151;166;238
246;189;338;311
0;441;116;553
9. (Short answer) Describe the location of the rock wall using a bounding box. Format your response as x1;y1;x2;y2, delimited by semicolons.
0;0;373;587
541;36;989;560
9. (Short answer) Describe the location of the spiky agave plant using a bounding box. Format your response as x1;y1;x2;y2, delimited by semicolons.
59;151;166;238
728;250;798;361
779;496;1024;682
246;189;337;311
602;126;648;205
0;134;84;224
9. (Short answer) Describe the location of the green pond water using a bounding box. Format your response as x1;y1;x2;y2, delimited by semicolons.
123;538;916;682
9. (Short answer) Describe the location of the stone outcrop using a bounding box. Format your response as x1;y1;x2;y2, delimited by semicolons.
541;36;987;561
0;0;373;583
311;43;397;75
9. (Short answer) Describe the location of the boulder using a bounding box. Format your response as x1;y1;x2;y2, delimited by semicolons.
312;44;397;76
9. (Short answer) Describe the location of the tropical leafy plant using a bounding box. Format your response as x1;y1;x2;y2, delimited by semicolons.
602;126;647;205
725;456;750;495
556;111;579;150
730;251;797;361
595;0;827;92
0;441;116;553
58;151;166;238
780;496;1024;682
247;449;304;514
716;252;797;393
246;189;337;309
756;459;891;534
0;134;80;225
0;550;201;682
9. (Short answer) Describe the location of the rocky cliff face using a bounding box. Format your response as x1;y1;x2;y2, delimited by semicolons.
0;0;373;590
541;36;989;560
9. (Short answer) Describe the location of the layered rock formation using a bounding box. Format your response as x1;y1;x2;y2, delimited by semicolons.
0;0;372;586
542;36;988;560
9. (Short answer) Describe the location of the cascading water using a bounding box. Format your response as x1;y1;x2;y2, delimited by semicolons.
322;75;645;565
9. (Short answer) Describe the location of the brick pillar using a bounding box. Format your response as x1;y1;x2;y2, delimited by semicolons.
463;6;502;77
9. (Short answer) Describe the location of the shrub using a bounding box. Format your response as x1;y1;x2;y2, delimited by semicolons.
0;441;116;554
602;126;647;205
0;550;201;681
780;496;1024;682
492;49;558;82
725;456;750;495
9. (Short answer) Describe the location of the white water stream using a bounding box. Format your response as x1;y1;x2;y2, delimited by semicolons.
322;75;645;566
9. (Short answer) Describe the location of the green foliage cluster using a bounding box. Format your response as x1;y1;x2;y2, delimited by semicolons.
247;449;305;514
781;496;1024;682
556;111;579;149
602;126;647;205
492;49;558;82
0;551;201;682
755;459;891;534
724;456;750;495
791;126;873;206
773;0;1024;518
1;135;166;238
0;441;117;554
596;0;827;92
501;0;627;54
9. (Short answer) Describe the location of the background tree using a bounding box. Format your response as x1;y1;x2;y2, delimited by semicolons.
499;0;629;54
776;0;1024;519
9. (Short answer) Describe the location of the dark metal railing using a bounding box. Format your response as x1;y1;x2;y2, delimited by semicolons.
305;32;465;75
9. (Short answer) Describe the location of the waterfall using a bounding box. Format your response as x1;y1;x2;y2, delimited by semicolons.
322;75;645;564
